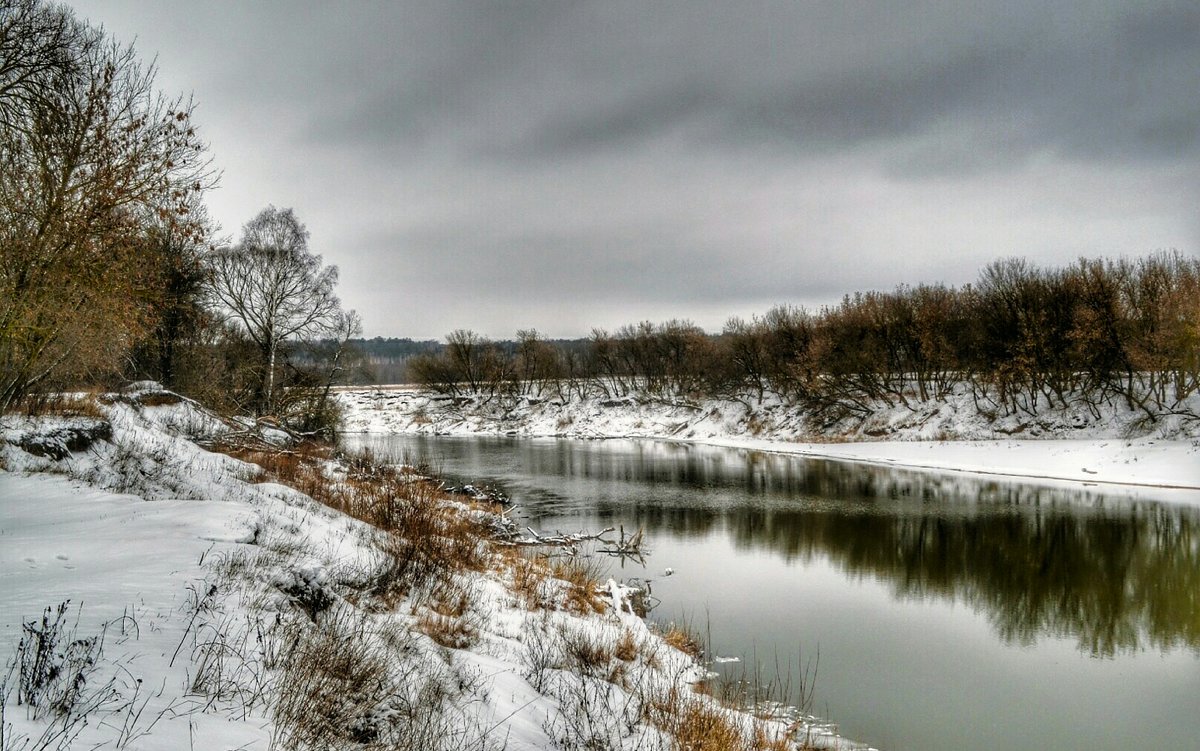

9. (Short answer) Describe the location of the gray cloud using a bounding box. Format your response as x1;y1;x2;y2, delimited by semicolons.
303;2;1199;168
69;0;1199;337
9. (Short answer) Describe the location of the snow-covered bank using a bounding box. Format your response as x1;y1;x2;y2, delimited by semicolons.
336;387;1200;497
1;393;859;750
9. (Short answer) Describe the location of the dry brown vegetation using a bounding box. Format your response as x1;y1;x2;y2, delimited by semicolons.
10;391;107;419
216;441;490;605
660;622;705;661
412;254;1200;427
551;555;609;615
416;581;480;649
614;628;639;662
644;684;798;751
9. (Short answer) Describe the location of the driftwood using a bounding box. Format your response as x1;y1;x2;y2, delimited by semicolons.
499;523;649;566
598;525;644;557
504;526;616;547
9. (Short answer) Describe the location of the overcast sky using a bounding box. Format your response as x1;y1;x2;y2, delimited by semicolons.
70;1;1199;338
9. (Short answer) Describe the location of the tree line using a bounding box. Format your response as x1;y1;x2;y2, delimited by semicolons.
411;253;1199;424
1;0;355;434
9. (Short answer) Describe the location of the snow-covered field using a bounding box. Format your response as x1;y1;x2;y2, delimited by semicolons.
1;391;856;750
337;386;1200;498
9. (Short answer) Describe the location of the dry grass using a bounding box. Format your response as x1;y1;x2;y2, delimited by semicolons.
271;609;394;750
416;610;478;650
551;556;608;615
560;627;614;676
506;550;554;610
671;701;746;751
500;547;610;615
660;623;704;661
416;582;479;649
218;443;489;605
11;391;106;418
614;628;639;662
646;685;796;751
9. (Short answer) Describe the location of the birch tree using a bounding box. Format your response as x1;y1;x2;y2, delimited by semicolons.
207;206;342;415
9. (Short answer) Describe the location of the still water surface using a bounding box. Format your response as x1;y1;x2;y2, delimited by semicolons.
344;434;1200;751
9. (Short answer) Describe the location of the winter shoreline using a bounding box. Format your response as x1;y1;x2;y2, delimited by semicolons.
1;390;865;750
336;386;1200;503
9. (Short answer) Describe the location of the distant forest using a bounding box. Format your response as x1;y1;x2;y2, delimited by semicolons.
349;337;592;385
395;254;1199;424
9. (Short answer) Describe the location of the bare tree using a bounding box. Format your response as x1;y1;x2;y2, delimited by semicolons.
0;0;213;412
207;206;342;415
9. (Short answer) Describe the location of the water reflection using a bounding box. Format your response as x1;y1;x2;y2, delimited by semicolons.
724;504;1198;656
358;434;1200;656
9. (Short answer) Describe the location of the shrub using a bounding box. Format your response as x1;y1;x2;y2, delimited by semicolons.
14;602;104;721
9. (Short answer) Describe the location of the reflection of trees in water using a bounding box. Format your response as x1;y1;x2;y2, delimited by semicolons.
374;435;1200;656
722;504;1198;657
558;451;1200;657
545;442;1199;656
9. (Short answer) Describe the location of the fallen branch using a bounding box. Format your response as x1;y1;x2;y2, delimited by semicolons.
502;526;616;547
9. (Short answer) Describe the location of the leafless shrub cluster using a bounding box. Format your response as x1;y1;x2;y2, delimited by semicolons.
12;603;102;721
270;608;495;751
412;254;1200;426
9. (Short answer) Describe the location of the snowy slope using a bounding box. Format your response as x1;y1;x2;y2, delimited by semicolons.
336;386;1200;496
2;393;862;750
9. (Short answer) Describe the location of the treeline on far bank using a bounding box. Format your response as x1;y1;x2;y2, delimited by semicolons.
408;253;1200;425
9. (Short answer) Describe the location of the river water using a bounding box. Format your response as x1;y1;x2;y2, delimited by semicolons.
343;433;1200;751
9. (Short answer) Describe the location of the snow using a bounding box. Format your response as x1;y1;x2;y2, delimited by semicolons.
336;386;1200;501
0;473;268;750
2;393;862;749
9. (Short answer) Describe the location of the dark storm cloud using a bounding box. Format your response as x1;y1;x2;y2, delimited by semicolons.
309;1;1199;170
69;0;1199;337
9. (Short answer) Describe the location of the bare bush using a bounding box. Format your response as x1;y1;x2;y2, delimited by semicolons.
271;608;495;751
15;602;104;721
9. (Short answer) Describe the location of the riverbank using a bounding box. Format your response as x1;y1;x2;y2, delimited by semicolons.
336;387;1200;498
1;390;856;750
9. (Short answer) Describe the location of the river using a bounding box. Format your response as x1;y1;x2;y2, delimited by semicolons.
342;433;1200;751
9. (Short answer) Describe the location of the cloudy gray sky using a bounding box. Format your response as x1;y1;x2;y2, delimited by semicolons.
70;1;1199;338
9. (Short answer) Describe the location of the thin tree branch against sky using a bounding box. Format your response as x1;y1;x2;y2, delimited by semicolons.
67;1;1199;338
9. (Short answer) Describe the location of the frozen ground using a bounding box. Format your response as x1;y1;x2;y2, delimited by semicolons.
1;391;860;750
337;385;1200;498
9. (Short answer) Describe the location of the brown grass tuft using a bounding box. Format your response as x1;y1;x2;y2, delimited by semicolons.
614;628;639;662
551;556;608;615
646;684;796;751
671;700;745;751
660;623;704;661
416;610;478;650
506;550;554;610
416;581;479;649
